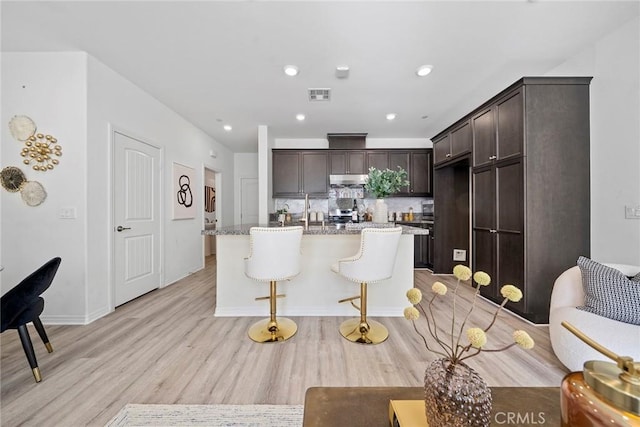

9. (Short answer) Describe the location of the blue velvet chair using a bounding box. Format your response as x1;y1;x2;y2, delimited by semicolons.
1;257;61;382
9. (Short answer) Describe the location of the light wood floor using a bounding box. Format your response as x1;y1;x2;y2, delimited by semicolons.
1;256;568;426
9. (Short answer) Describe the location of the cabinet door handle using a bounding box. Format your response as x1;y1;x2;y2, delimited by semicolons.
445;153;452;158
490;229;497;233
489;155;497;160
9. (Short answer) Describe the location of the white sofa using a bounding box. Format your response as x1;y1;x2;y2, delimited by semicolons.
549;263;640;372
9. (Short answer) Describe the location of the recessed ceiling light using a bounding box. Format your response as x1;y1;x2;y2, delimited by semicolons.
296;114;306;121
386;113;397;121
416;65;433;77
283;65;299;77
223;125;232;131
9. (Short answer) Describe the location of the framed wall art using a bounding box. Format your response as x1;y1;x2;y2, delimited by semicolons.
172;162;196;219
204;185;215;212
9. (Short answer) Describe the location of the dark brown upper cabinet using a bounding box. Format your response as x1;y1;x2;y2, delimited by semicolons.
473;87;524;167
302;152;329;195
409;150;432;196
272;150;328;198
379;150;432;197
272;151;300;195
273;148;432;198
388;151;410;193
366;151;389;171
329;151;366;174
433;120;472;166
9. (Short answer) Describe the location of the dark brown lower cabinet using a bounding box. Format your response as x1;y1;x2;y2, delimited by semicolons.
474;158;532;318
413;224;434;269
397;222;434;269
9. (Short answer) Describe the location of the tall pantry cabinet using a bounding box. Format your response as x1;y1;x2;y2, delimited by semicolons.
470;77;592;323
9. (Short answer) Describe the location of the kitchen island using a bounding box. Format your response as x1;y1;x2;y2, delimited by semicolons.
202;223;428;317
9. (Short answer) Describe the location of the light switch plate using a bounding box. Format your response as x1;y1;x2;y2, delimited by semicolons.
625;205;640;219
59;207;77;219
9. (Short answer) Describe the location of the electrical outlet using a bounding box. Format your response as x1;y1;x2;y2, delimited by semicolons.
625;205;640;219
453;249;466;261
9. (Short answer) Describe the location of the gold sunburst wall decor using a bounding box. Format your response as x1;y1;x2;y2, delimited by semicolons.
8;115;63;172
21;132;63;171
8;115;37;141
1;166;27;192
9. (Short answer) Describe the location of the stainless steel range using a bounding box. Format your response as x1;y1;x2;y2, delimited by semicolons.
328;174;366;223
328;208;354;223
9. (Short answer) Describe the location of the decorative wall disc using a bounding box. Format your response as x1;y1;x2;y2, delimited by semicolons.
8;115;37;141
20;181;47;206
21;133;62;171
1;166;27;192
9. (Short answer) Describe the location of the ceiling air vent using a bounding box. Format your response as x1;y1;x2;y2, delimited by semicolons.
308;88;331;102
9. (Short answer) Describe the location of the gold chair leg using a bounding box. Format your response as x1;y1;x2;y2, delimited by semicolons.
32;367;42;382
249;280;297;343
339;282;388;344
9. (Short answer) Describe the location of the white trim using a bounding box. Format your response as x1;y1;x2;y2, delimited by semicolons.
40;314;89;325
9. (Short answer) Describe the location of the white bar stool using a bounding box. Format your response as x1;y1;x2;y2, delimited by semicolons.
244;226;303;343
331;226;402;344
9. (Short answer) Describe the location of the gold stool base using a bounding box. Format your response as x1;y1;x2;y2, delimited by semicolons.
339;318;388;344
248;317;297;343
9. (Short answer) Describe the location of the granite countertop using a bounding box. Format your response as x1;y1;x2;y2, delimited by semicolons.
395;219;434;225
202;222;429;236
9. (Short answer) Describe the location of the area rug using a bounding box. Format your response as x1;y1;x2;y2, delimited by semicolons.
106;404;304;427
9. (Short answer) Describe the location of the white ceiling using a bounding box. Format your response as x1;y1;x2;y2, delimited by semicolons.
2;1;638;153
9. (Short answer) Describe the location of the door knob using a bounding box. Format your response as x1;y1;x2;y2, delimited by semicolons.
116;225;131;232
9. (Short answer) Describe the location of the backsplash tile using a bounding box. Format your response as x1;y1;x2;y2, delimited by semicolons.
274;197;431;216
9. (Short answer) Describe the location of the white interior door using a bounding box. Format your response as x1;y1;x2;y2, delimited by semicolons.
240;177;259;226
113;131;161;306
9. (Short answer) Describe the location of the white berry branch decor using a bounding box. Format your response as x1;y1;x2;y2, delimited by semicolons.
404;264;535;364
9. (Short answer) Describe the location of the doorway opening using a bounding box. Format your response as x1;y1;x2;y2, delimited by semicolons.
204;167;218;257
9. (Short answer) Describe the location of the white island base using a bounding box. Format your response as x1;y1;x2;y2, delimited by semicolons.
214;233;415;317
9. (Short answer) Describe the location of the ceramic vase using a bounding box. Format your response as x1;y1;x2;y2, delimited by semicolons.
372;198;388;223
424;358;492;427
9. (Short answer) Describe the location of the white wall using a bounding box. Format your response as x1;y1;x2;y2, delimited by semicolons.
1;52;235;324
546;17;640;265
1;52;88;322
257;125;272;224
87;55;235;298
233;152;258;224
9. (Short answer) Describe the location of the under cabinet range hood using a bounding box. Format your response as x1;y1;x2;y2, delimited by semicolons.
329;174;368;186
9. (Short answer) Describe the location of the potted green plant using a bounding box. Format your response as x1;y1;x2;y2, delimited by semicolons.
365;167;409;222
365;166;409;198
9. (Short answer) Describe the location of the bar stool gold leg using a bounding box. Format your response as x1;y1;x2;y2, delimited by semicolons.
249;280;297;343
339;282;388;344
